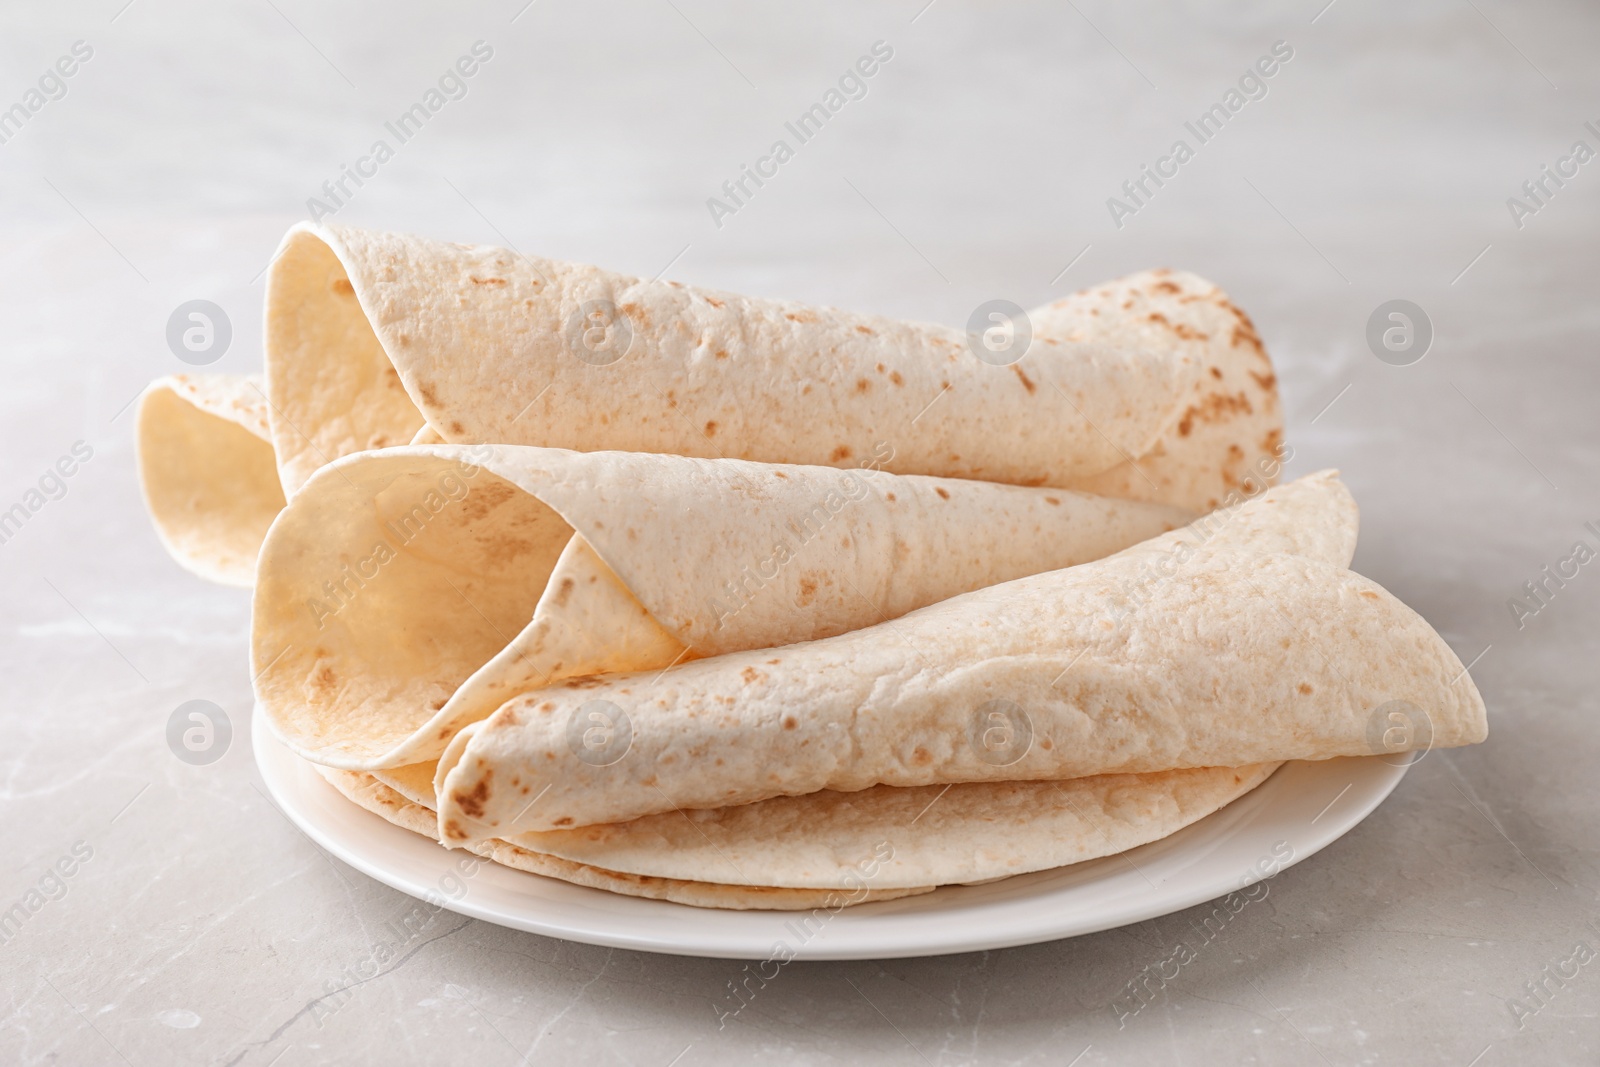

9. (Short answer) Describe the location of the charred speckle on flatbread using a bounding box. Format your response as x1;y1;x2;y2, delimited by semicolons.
1176;391;1254;437
935;487;950;500
830;446;852;462
704;420;718;436
1011;365;1037;394
453;774;491;818
563;674;610;689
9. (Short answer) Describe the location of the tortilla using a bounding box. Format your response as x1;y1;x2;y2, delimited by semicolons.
317;766;931;911
135;374;285;586
436;471;1487;839
370;756;1280;891
253;444;1192;770
1032;269;1284;511
264;223;1207;497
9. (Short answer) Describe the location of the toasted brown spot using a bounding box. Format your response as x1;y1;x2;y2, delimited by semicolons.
331;278;355;295
855;324;875;335
783;716;798;730
1175;391;1254;437
1359;590;1381;600
1298;683;1313;695
1045;496;1061;506
935;487;950;500
741;667;763;684
469;276;508;287
705;296;725;309
553;576;575;607
1210;366;1224;379
830;445;853;462
911;746;932;766
798;577;818;605
767;658;781;665
450;421;465;435
1155;280;1180;294
453;774;491;818
714;349;729;360
552;817;573;827
1250;371;1277;392
563;674;610;689
885;492;896;502
314;665;337;692
704;420;718;436
889;371;904;386
1010;364;1037;394
1261;428;1284;458
417;383;439;407
855;378;872;393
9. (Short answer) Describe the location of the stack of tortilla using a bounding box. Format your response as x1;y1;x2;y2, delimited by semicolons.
136;224;1486;910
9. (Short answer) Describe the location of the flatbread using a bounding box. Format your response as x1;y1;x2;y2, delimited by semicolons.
372;757;1281;891
253;445;1191;769
1031;269;1284;511
135;374;284;586
436;471;1486;839
265;224;1206;497
318;766;931;911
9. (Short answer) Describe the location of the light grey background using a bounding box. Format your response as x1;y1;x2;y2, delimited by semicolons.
3;0;1597;1063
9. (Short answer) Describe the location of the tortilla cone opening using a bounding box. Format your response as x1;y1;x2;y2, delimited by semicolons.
136;380;285;587
265;225;430;497
253;452;575;767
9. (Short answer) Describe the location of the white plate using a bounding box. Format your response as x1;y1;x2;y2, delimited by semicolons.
253;710;1410;960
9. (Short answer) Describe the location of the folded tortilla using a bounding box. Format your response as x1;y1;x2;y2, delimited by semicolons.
253;445;1192;770
135;374;285;586
436;471;1488;840
265;224;1269;500
364;757;1280;892
317;766;933;911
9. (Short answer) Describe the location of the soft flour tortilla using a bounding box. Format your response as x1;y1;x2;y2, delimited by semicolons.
437;472;1487;839
253;444;1191;769
136;374;285;586
265;223;1205;497
317;766;932;911
1033;269;1284;512
371;757;1280;891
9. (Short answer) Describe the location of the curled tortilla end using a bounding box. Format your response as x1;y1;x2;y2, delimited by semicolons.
136;374;285;586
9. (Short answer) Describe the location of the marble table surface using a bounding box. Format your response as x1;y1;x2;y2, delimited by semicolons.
2;1;1597;1063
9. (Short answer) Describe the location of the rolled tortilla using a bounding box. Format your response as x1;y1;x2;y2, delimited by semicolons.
436;471;1488;839
264;223;1209;497
368;757;1280;892
252;445;1192;769
136;374;285;586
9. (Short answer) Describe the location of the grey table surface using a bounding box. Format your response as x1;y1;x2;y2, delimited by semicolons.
2;1;1597;1063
